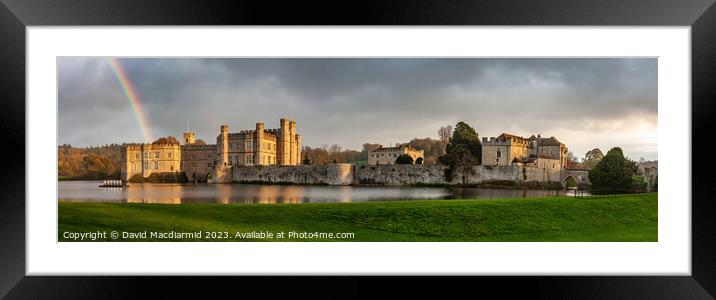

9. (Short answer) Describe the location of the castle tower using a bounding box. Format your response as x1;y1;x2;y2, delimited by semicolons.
219;125;229;166
183;131;196;145
289;120;297;165
255;122;264;165
279;118;291;165
295;133;302;165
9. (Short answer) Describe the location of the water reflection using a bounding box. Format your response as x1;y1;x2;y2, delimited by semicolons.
58;181;587;204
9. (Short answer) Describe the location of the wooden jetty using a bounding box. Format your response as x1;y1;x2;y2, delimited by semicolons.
99;180;125;187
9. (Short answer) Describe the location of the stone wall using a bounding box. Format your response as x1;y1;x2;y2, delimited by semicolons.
523;158;562;182
209;165;233;184
354;164;448;185
232;164;354;185
212;163;585;186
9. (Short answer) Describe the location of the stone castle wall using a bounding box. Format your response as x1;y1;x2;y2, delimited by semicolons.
355;164;447;184
218;163;567;186
231;164;354;185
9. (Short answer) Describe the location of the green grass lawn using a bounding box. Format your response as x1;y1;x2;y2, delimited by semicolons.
58;193;657;242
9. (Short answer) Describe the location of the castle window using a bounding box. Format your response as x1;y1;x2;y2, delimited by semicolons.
135;154;139;160
497;150;502;158
154;161;158;169
143;152;148;159
168;152;172;158
155;152;160;159
170;165;174;171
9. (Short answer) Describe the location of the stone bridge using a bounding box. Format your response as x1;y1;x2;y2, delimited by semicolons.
562;169;590;187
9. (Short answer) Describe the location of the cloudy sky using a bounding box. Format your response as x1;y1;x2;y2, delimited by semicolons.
58;57;657;161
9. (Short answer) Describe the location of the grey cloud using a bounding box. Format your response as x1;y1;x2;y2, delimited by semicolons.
57;57;657;160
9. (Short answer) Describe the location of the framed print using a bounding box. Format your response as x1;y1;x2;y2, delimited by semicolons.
1;0;716;298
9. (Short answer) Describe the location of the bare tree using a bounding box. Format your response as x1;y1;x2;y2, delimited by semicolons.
438;125;453;143
329;144;342;154
565;151;581;169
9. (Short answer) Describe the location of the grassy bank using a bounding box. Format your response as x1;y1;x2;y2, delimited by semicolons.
58;193;657;242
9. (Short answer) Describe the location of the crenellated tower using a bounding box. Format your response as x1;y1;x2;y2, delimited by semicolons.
289;120;297;165
279;118;291;165
183;131;196;145
255;122;264;165
218;124;229;166
295;133;302;165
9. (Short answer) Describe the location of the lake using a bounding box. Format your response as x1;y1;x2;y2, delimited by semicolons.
58;181;586;204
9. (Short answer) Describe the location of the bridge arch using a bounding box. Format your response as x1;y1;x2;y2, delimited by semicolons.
561;169;590;189
563;175;578;189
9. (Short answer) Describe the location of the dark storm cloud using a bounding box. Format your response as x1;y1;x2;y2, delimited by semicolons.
57;57;658;160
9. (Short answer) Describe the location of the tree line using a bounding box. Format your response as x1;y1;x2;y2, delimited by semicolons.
300;137;449;166
58;144;123;180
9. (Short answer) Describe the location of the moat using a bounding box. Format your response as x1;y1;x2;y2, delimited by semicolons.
58;181;588;204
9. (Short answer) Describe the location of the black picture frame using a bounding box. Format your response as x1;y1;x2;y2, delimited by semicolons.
1;0;715;298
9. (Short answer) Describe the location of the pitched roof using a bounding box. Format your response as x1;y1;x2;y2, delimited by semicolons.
498;133;529;142
539;136;563;146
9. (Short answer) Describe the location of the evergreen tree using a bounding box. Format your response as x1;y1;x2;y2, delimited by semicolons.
588;147;638;194
438;122;482;183
439;121;482;165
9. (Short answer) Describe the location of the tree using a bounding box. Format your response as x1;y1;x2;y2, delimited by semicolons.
440;121;482;165
588;147;638;194
438;125;452;143
395;154;414;164
437;122;482;183
582;148;604;170
58;144;123;180
565;151;581;169
302;146;330;165
407;137;446;165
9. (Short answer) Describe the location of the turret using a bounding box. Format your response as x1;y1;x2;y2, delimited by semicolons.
289;120;297;165
219;124;229;166
183;131;196;145
280;118;291;165
295;133;301;165
255;122;265;165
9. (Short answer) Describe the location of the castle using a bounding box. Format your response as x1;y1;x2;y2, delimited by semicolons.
368;144;425;165
121;118;301;182
119;123;588;187
481;133;569;182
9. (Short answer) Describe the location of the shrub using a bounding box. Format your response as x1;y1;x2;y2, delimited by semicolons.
128;172;188;183
395;154;414;164
631;175;647;193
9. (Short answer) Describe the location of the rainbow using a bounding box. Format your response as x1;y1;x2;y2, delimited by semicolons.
106;58;154;143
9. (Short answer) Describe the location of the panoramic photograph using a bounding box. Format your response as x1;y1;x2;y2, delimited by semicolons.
57;57;658;242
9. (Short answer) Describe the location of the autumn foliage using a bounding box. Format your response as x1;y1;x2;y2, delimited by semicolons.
58;144;122;180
